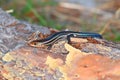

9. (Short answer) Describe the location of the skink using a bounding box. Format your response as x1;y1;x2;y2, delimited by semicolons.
29;31;102;47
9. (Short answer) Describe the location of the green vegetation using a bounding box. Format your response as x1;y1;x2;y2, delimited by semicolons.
10;0;63;30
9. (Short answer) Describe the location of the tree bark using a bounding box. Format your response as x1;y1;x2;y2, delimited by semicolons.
0;8;120;80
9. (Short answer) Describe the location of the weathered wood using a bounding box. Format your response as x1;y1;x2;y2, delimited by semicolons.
0;8;120;80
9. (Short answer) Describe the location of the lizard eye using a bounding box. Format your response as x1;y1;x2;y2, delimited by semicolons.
29;42;37;46
28;41;42;47
33;42;37;45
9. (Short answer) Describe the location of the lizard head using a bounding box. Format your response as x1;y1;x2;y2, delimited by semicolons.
28;40;45;48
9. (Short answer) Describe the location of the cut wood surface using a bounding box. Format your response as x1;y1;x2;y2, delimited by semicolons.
0;8;120;80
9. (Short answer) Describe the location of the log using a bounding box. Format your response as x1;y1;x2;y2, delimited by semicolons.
0;8;120;80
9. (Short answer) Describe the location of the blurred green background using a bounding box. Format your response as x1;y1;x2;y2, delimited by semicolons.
0;0;120;41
